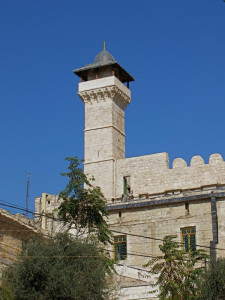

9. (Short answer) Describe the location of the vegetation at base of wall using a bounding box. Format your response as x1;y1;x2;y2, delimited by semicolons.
144;235;209;300
198;257;225;300
0;285;14;300
58;156;112;244
2;233;114;300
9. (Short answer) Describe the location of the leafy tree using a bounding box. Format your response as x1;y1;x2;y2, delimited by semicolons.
58;157;111;244
144;235;208;300
3;233;114;300
0;285;14;300
180;250;208;300
199;257;225;300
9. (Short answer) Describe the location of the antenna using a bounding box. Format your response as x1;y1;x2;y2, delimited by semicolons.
25;171;31;217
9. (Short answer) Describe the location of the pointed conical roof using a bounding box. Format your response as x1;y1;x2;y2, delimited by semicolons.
94;41;115;63
73;42;134;83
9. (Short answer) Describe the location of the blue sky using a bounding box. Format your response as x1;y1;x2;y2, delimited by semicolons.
0;0;225;215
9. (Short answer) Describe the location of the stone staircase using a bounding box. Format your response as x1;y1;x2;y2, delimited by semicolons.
114;264;159;300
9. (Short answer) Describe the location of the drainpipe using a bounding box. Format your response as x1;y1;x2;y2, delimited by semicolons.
210;192;218;260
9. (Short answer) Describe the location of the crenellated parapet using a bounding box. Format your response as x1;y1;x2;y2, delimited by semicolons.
172;158;187;169
172;153;224;169
209;153;224;165
114;153;225;200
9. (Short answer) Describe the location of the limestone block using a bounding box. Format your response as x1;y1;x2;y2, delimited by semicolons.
172;158;187;169
190;155;205;166
209;153;224;165
79;76;131;99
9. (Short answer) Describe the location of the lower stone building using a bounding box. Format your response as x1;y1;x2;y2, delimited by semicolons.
0;209;44;280
35;181;224;299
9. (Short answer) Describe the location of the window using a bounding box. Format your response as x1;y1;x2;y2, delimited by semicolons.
181;227;196;252
114;235;127;260
123;176;131;195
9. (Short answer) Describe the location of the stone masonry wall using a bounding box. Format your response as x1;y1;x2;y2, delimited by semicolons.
108;198;214;266
84;160;115;199
0;211;42;280
115;153;225;200
35;194;64;234
79;76;131;199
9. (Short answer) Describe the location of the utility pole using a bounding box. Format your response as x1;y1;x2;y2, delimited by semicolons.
25;171;31;217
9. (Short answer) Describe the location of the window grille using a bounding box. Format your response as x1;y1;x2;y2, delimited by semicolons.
114;235;127;260
181;227;196;252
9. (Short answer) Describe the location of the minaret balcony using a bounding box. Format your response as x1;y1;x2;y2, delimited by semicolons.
78;76;131;105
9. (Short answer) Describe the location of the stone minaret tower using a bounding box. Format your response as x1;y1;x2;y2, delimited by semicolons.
73;43;134;200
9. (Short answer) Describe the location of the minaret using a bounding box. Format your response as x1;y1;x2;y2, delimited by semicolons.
73;43;134;200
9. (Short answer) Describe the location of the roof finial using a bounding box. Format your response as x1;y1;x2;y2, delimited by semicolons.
103;41;106;50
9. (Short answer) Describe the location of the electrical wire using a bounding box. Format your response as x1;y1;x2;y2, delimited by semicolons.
0;201;210;274
0;200;224;252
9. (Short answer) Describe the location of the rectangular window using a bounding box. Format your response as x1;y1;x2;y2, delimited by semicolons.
181;227;196;252
114;235;127;260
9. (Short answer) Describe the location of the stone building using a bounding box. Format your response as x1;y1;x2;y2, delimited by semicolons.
0;208;43;280
35;45;225;299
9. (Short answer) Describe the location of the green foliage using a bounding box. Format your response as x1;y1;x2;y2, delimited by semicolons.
144;235;208;300
180;250;208;300
3;233;114;300
199;257;225;300
58;157;111;244
0;285;14;300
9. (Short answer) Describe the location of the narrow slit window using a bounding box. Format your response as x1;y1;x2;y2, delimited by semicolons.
123;176;131;195
185;203;189;216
